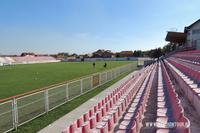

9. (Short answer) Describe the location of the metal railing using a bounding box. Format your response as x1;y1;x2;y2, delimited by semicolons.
0;63;136;133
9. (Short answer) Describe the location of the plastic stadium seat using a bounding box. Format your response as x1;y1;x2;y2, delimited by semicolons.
81;122;90;133
83;112;89;122
117;120;137;133
96;110;102;122
89;108;94;117
107;110;118;123
96;121;108;133
89;116;96;129
102;115;114;131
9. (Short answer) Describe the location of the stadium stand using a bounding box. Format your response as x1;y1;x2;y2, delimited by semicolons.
0;55;59;65
61;59;191;133
12;55;59;64
0;57;14;65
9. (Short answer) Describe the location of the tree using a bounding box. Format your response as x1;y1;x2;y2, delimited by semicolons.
133;50;144;57
92;49;113;58
21;52;35;56
147;48;163;59
57;52;69;56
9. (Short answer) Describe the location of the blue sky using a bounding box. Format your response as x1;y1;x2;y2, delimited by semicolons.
0;0;200;55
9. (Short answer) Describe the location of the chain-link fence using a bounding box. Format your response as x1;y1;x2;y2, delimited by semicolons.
0;63;136;133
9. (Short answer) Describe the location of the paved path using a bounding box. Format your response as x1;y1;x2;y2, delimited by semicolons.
38;71;137;133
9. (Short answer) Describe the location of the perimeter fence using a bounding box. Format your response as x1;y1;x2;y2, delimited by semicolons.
0;63;136;133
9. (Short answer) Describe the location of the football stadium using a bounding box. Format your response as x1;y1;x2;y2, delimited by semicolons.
1;1;200;133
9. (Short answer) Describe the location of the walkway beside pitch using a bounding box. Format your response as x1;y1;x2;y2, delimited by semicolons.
38;71;138;133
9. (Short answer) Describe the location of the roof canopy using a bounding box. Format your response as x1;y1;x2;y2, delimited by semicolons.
165;31;186;44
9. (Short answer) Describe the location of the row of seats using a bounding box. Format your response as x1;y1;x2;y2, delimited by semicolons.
114;64;156;133
61;59;191;133
169;57;200;72
167;59;200;86
174;50;200;55
156;61;190;133
171;50;200;64
164;59;200;117
62;64;155;133
173;55;200;64
169;56;200;67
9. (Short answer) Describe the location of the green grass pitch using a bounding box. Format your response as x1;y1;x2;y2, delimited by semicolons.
0;61;135;99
